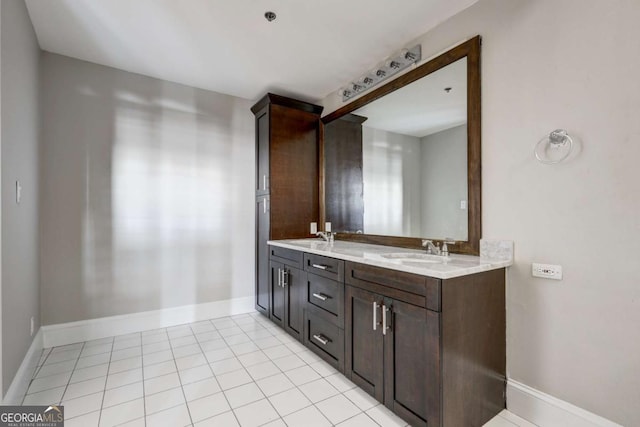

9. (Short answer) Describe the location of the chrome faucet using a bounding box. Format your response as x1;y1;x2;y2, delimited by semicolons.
316;232;334;243
421;240;441;255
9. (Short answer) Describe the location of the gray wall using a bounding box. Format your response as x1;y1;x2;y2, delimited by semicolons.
323;0;640;425
1;0;41;395
421;125;467;240
40;53;255;325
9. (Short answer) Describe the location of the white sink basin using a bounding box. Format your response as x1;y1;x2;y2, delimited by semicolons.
379;253;448;264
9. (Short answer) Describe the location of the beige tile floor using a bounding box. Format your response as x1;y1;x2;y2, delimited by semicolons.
23;311;536;427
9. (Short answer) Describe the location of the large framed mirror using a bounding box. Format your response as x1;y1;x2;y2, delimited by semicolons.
320;36;481;254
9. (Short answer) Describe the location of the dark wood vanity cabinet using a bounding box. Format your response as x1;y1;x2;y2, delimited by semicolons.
345;285;438;427
256;196;270;314
252;94;323;316
345;263;438;427
269;247;306;341
323;114;367;233
266;244;505;427
345;261;506;427
302;254;346;371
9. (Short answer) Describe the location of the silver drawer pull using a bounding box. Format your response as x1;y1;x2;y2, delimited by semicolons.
373;301;378;331
382;304;388;335
312;334;330;345
312;293;329;301
312;264;329;270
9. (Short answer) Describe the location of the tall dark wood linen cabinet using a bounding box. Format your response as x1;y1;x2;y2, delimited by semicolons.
252;94;323;317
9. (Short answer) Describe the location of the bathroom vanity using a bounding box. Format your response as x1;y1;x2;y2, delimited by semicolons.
267;239;509;427
253;35;501;426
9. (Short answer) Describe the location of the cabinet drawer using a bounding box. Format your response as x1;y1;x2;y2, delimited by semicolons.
270;246;303;269
304;253;344;281
304;311;344;371
307;273;340;316
306;273;344;328
345;261;441;311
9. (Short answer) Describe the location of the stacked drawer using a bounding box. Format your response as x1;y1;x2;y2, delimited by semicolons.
303;253;345;372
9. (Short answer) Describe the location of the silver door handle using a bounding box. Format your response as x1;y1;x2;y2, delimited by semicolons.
312;264;328;270
263;198;267;214
312;293;328;301
277;268;282;287
263;175;267;190
282;270;288;287
382;304;391;335
373;301;378;331
312;334;330;345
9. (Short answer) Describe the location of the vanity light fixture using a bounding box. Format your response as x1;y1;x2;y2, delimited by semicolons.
339;45;422;102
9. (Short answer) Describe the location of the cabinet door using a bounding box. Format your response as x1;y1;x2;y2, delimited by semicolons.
383;298;438;427
270;261;285;327
345;285;384;402
256;196;270;315
255;106;270;196
284;266;305;341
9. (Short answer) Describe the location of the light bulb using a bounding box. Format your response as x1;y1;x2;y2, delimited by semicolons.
401;48;417;61
386;60;401;70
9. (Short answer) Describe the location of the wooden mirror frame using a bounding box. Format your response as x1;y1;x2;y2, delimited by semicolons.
320;36;481;255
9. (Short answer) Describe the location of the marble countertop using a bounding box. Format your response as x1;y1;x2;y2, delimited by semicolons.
268;239;512;280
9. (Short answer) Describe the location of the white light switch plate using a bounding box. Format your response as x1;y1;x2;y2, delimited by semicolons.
532;263;562;280
310;222;317;234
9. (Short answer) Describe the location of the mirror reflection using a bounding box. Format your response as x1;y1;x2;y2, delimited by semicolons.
324;57;468;240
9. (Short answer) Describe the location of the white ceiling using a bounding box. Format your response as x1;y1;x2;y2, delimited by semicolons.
355;57;467;138
25;0;477;102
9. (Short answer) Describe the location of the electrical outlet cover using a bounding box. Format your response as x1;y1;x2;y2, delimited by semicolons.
532;263;562;280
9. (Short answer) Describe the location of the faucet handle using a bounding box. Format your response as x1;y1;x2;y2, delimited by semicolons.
442;239;455;256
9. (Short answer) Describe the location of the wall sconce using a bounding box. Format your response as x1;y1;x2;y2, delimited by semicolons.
339;45;421;102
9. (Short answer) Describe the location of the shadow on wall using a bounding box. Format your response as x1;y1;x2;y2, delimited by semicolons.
41;54;253;324
83;81;233;313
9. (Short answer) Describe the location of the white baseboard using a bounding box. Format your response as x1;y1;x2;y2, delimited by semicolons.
507;379;622;427
41;296;255;348
2;329;43;405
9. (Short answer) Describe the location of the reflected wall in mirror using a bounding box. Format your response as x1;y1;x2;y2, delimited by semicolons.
321;36;480;254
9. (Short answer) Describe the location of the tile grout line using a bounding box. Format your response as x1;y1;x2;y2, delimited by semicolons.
222;316;283;427
137;331;147;427
191;319;243;426
165;326;198;426
22;348;55;404
30;347;53;381
96;337;116;427
54;341;88;406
